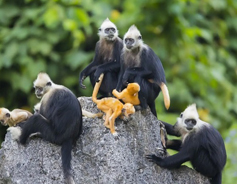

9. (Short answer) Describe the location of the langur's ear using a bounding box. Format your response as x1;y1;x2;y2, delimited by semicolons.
46;82;52;86
6;113;10;117
98;28;102;31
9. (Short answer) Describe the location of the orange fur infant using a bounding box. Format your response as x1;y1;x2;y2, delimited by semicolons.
92;73;135;136
0;108;32;127
112;83;140;105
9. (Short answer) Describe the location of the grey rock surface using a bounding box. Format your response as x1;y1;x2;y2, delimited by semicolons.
0;97;209;184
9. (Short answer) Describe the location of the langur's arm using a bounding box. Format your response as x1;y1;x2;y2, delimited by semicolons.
94;61;120;81
146;150;190;169
160;121;181;137
125;67;153;78
79;42;100;88
112;89;123;99
121;68;152;86
166;140;182;151
116;63;126;91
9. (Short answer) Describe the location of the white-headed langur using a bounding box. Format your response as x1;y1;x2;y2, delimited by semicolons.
8;72;83;184
79;18;123;97
116;25;170;117
146;104;226;184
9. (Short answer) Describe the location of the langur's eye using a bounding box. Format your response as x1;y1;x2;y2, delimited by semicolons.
111;28;115;32
46;82;51;86
191;119;197;125
105;28;109;32
180;113;183;118
35;86;42;91
138;35;142;40
6;113;10;117
125;38;134;43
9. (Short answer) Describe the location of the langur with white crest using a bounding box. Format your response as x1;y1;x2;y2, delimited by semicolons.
146;104;226;184
8;72;82;184
79;18;123;97
116;25;170;117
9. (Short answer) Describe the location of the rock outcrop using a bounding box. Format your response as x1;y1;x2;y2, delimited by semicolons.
0;97;209;184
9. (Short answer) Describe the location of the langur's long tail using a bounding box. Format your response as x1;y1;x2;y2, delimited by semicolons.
92;73;104;103
160;82;170;110
61;139;75;184
148;79;170;110
82;109;103;118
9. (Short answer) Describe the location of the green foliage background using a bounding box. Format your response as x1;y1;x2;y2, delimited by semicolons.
0;0;236;182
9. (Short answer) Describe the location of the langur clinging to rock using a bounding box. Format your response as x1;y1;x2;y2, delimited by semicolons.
79;18;123;97
146;104;226;184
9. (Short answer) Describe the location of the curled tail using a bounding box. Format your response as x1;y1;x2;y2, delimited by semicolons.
160;82;170;110
61;139;75;184
148;79;170;110
92;73;104;103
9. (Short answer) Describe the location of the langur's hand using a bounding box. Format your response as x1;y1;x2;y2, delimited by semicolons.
122;79;129;87
145;154;163;165
79;76;86;89
94;68;103;82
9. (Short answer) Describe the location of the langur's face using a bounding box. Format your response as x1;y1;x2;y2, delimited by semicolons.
99;27;117;41
0;108;11;126
34;86;44;98
98;18;118;41
33;73;52;99
34;82;51;99
124;36;142;50
123;103;135;117
124;25;143;50
175;104;199;133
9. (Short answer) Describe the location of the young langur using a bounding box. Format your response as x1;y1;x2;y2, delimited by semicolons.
33;102;41;114
79;18;123;97
91;73;135;136
146;104;226;184
112;83;140;105
8;72;82;184
116;25;170;117
0;108;32;127
80;83;139;119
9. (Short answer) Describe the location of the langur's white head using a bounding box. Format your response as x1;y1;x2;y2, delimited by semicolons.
33;72;53;99
0;108;11;126
98;18;118;41
175;104;204;133
123;25;143;51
